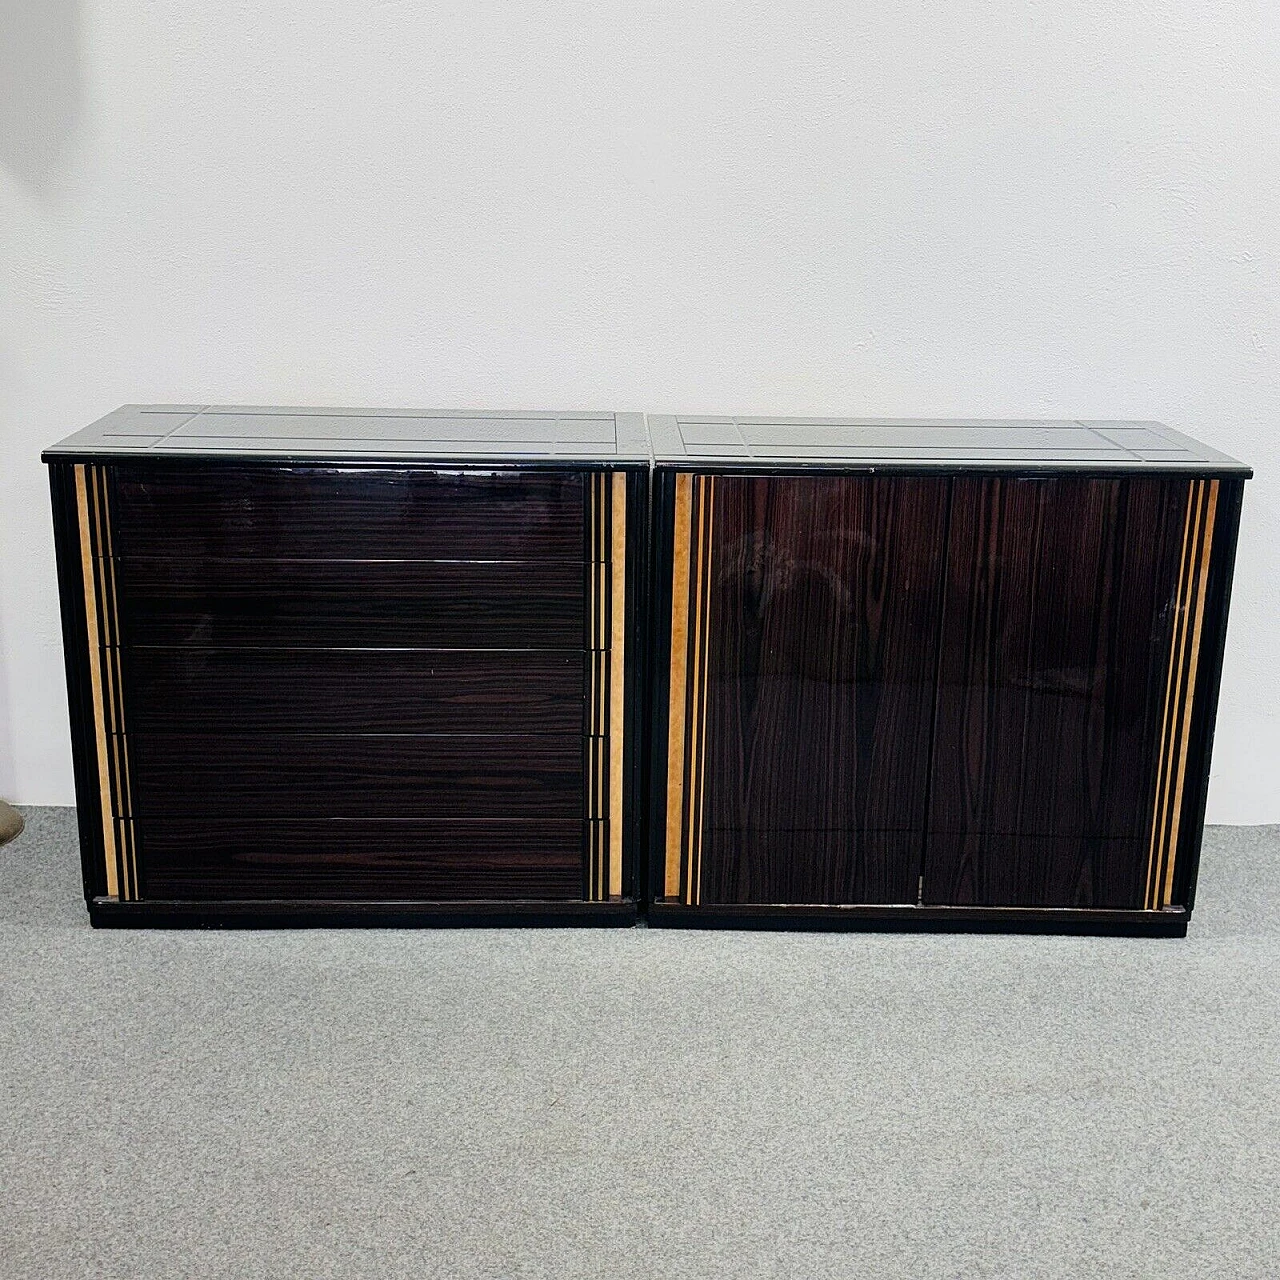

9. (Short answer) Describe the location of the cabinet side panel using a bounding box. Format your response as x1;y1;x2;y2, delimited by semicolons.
926;475;1188;908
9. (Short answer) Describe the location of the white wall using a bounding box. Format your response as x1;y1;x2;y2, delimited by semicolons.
2;2;1277;817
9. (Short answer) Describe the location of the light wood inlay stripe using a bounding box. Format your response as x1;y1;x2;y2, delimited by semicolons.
608;472;626;900
78;464;139;902
664;474;694;898
1161;479;1218;908
1153;480;1208;905
76;465;118;899
1146;478;1218;910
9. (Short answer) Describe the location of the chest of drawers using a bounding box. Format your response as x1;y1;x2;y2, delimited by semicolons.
45;407;648;926
646;416;1249;936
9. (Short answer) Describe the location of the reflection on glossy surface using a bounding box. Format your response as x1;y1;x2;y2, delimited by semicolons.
689;475;950;906
929;475;1189;908
111;464;587;560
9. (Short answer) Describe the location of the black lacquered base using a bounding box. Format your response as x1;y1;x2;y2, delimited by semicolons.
89;897;637;929
646;902;1188;937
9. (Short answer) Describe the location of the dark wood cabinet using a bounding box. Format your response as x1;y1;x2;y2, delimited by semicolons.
647;416;1248;936
46;407;1248;935
45;407;648;926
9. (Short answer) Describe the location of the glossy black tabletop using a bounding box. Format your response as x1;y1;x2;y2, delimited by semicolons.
647;415;1249;473
43;406;650;466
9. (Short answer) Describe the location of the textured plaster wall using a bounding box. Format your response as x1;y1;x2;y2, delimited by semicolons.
1;2;1277;817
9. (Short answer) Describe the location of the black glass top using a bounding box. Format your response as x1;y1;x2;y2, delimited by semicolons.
43;406;650;465
646;415;1248;472
43;406;1249;474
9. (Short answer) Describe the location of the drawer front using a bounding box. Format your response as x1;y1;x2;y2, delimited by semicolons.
115;557;585;649
137;818;585;901
110;465;587;561
130;733;585;820
126;649;588;735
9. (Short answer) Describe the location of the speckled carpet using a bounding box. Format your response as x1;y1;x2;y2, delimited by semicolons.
1;808;1277;1278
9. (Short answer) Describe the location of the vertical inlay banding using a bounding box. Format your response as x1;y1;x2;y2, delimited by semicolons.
1146;478;1218;909
75;463;135;901
664;474;715;905
664;474;694;898
76;465;118;899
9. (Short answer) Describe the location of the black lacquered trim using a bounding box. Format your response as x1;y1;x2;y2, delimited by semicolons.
89;897;637;929
648;902;1188;937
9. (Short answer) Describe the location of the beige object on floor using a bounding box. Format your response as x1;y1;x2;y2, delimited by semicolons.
0;800;22;847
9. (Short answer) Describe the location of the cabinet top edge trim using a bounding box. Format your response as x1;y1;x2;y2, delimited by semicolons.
651;461;1252;479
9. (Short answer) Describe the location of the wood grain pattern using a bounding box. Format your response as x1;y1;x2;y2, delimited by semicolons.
925;475;1188;908
111;465;586;561
126;648;588;736
668;475;950;905
115;557;585;649
137;818;584;901
130;733;584;820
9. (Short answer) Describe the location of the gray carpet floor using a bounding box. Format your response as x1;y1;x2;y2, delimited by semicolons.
1;809;1277;1279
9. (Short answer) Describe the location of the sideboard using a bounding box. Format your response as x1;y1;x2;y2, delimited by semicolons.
45;408;1248;934
646;416;1249;935
45;406;648;926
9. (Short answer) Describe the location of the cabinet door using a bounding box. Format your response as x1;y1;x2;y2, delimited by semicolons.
662;473;949;905
924;475;1209;909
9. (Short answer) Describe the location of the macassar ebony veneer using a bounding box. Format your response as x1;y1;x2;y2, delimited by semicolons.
646;416;1249;936
45;406;649;927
